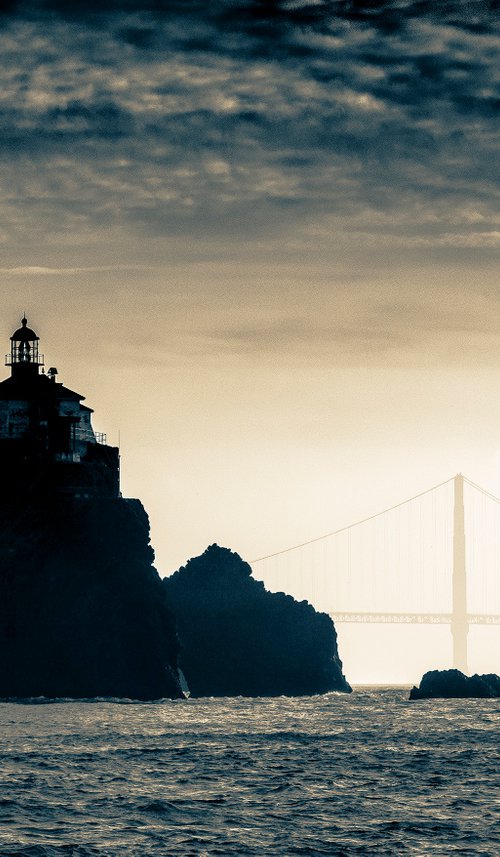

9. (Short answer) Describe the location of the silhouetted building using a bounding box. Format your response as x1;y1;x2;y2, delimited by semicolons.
0;317;119;500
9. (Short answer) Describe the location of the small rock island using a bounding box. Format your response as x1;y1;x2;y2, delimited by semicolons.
410;669;500;700
163;544;352;697
0;318;182;700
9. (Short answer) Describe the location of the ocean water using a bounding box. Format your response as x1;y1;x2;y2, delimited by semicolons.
0;689;498;856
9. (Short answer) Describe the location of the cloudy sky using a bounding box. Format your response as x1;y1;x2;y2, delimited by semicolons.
0;1;499;677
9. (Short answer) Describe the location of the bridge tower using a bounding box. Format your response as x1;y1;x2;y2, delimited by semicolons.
452;473;469;673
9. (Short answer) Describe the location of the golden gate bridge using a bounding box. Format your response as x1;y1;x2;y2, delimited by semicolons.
251;474;500;675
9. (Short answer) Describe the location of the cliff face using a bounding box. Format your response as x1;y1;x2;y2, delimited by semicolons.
0;498;182;700
163;544;351;697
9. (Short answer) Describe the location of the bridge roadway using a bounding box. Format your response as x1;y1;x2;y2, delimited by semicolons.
330;612;500;625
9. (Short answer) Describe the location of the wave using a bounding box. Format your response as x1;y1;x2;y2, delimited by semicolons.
0;696;181;705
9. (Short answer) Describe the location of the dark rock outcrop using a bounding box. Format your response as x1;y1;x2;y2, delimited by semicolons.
410;669;500;700
163;543;351;697
0;497;182;700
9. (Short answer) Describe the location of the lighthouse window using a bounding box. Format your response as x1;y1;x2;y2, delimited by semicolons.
19;342;31;362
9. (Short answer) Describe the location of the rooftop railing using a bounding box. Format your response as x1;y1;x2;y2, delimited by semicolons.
5;353;44;365
76;428;107;445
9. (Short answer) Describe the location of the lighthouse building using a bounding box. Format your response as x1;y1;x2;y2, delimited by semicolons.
0;317;119;499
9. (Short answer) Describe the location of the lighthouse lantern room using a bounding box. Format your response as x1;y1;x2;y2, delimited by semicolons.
7;316;43;373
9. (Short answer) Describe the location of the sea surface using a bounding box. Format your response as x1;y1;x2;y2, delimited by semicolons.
0;688;498;856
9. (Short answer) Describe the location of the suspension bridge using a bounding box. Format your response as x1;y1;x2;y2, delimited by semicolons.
251;474;500;675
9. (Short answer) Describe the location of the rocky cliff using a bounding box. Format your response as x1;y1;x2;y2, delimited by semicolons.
410;669;500;699
0;497;182;700
163;544;351;697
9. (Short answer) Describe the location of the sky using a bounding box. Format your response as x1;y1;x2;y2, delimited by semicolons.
0;0;499;681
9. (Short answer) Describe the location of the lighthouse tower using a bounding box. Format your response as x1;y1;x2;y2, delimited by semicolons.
0;316;119;499
8;315;43;376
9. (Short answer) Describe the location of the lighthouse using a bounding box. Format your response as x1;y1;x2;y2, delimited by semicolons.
0;316;119;499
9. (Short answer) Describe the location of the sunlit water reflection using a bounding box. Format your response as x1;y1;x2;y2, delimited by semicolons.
0;689;498;855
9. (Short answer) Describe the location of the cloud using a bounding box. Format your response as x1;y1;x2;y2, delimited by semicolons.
0;1;497;253
0;264;154;275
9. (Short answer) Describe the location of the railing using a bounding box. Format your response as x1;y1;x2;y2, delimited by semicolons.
5;353;44;365
76;428;107;445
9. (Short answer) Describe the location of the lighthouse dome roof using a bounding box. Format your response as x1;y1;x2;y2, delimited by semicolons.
10;317;39;342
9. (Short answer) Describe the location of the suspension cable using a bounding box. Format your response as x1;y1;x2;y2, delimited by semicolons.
251;476;455;563
463;475;500;505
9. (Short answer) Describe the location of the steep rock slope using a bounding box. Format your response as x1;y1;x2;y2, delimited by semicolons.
164;544;351;697
0;498;181;699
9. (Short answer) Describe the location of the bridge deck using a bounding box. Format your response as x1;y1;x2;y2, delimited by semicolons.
330;612;500;625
